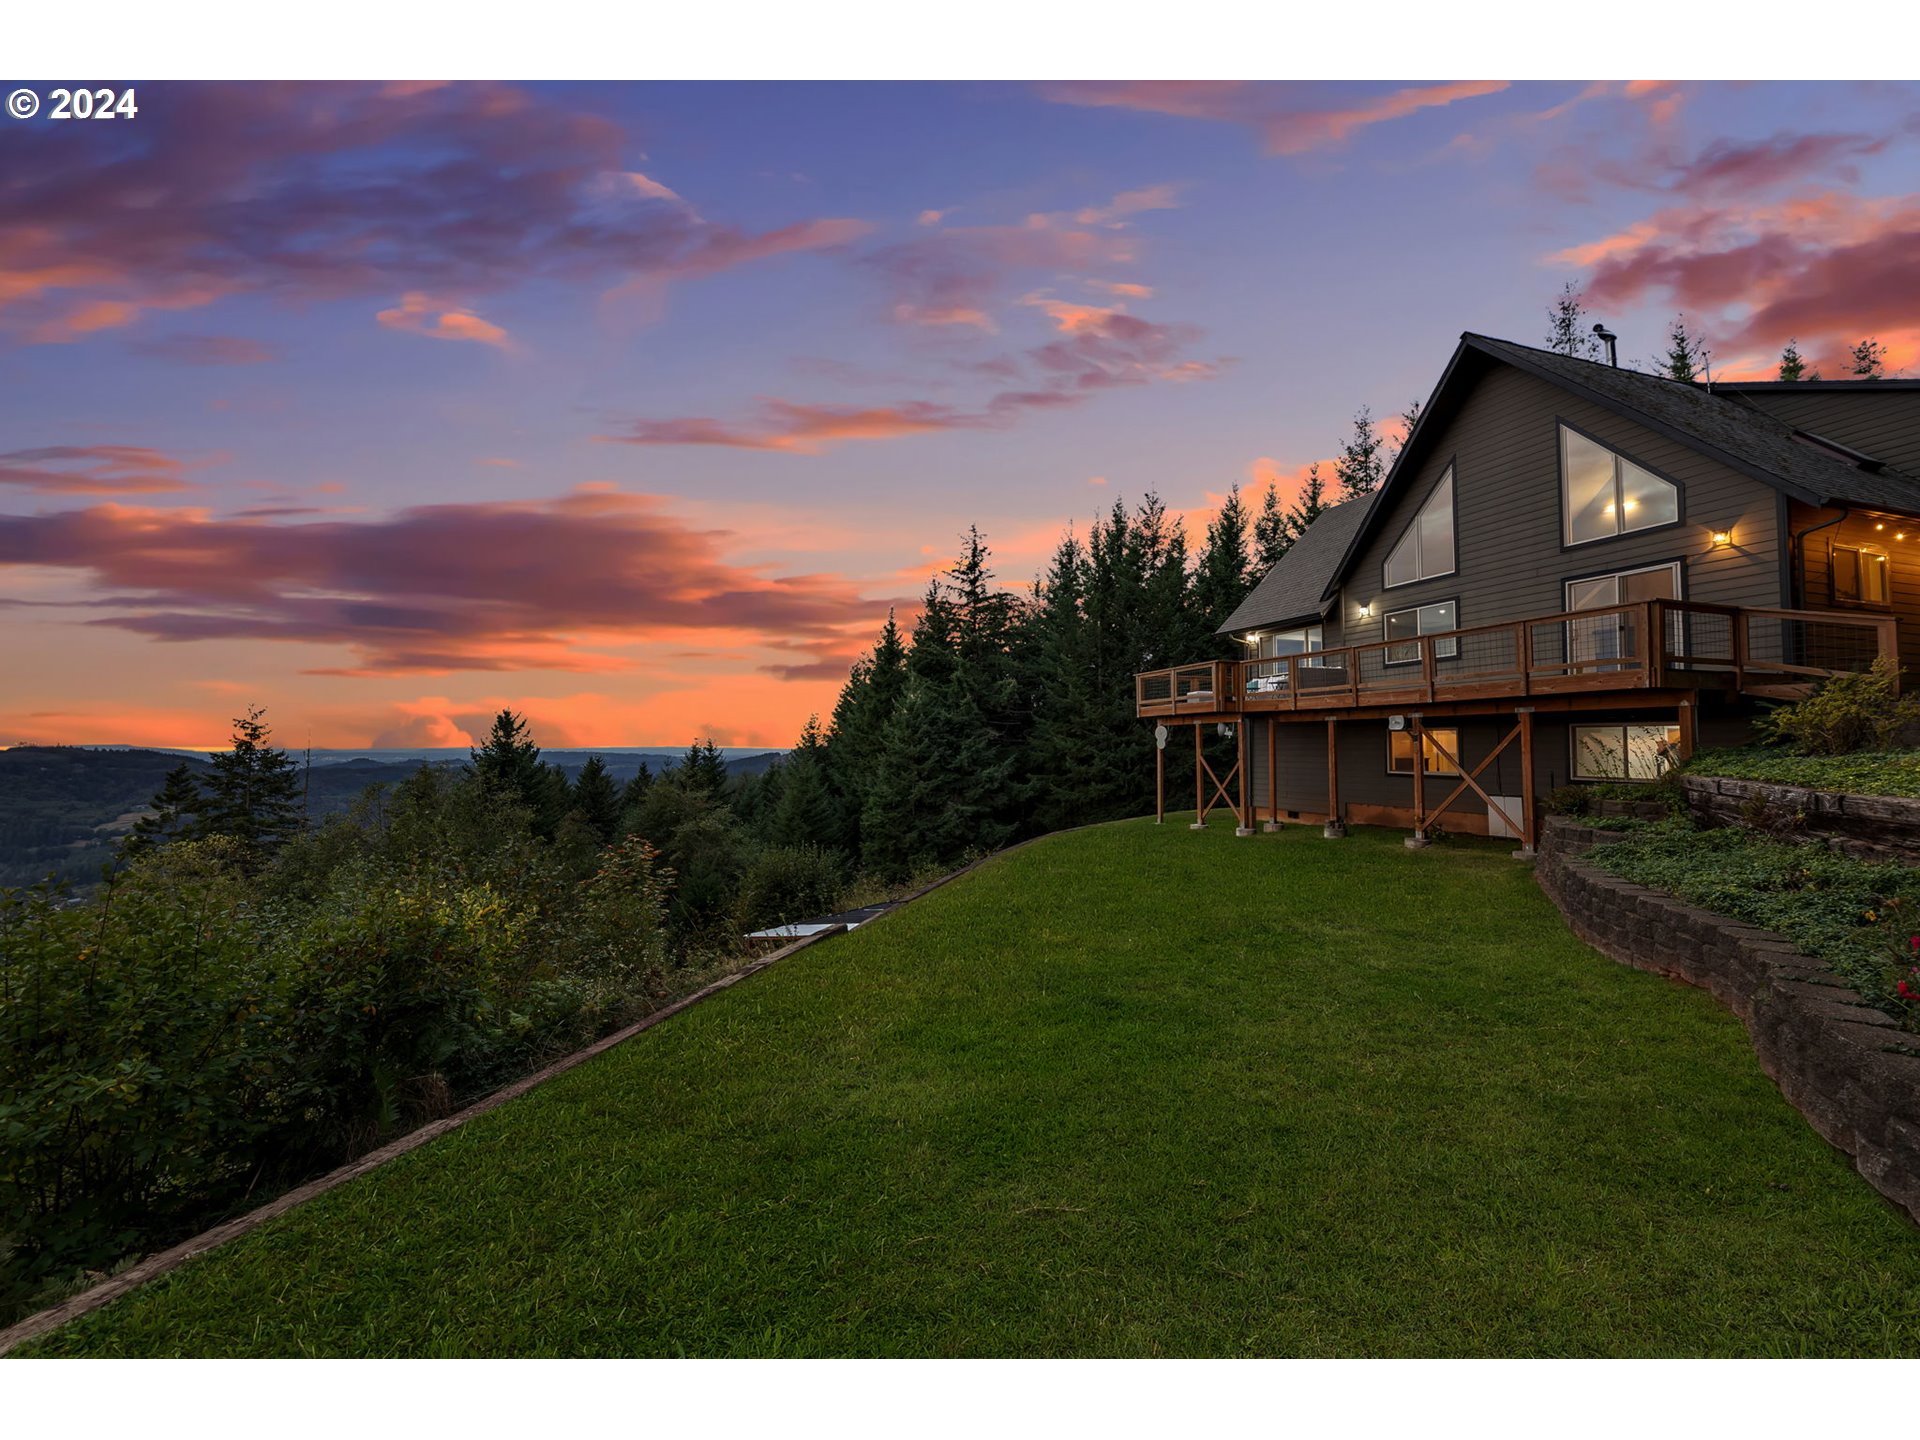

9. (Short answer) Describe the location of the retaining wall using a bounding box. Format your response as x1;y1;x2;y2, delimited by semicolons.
1536;816;1920;1225
1681;774;1920;864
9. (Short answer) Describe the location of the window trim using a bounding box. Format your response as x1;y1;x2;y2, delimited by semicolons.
1555;417;1686;550
1380;460;1459;590
1386;725;1462;778
1568;721;1683;783
1381;597;1461;668
1830;540;1893;610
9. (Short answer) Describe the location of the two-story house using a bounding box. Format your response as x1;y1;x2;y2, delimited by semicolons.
1135;333;1920;849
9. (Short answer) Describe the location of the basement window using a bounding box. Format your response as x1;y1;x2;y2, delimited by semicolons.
1388;727;1460;776
1832;543;1892;608
1561;425;1680;545
1572;723;1681;782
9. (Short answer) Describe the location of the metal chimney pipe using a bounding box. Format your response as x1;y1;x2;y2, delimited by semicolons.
1591;323;1618;367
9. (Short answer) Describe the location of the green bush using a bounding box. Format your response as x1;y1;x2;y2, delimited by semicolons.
1682;745;1920;799
1755;656;1920;756
736;845;845;931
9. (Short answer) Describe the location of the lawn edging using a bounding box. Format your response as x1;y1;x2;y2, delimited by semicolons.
1536;816;1920;1225
1681;774;1920;864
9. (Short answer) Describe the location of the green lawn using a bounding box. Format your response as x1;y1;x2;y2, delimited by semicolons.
22;817;1920;1357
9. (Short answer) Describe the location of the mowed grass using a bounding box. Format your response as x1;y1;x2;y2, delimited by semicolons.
23;818;1920;1357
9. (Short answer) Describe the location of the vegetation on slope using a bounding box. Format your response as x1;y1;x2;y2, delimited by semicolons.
25;820;1920;1358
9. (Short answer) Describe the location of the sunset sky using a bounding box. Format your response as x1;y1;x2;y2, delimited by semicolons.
3;78;1919;750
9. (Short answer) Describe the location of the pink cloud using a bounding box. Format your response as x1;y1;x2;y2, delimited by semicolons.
376;292;512;348
1039;80;1510;155
128;333;281;365
0;445;192;495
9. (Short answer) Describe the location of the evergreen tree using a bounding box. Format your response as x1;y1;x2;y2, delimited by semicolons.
615;762;654;837
1027;530;1112;831
467;709;566;836
122;761;204;857
769;718;837;848
1334;407;1387;497
1252;478;1292;574
196;705;303;864
1392;400;1424;464
1850;337;1888;379
1545;282;1600;360
679;738;729;798
569;755;622;843
1778;338;1807;382
1657;315;1710;382
1288;461;1331;538
822;610;908;856
1191;483;1253;647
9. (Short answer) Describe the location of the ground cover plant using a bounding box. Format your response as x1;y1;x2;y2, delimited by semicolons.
1588;825;1920;1034
22;818;1920;1358
1683;747;1920;800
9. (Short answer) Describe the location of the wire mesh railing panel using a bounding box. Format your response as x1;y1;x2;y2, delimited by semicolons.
1743;615;1883;674
1444;626;1520;682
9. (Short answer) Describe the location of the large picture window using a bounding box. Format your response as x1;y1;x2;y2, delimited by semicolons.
1388;727;1460;776
1561;425;1679;545
1572;723;1681;781
1383;468;1455;587
1832;543;1892;607
1383;600;1459;665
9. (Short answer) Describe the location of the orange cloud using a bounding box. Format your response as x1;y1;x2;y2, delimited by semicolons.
0;445;193;495
376;293;512;348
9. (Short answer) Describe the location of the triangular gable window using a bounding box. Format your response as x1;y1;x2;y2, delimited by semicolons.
1561;425;1679;544
1383;468;1455;588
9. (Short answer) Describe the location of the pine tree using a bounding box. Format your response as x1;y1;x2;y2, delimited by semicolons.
1392;400;1424;464
1545;282;1600;360
679;738;729;798
569;755;622;843
466;708;567;835
1777;338;1807;382
1850;338;1888;379
1252;478;1292;574
1657;315;1710;382
122;761;204;857
1288;462;1331;538
1334;407;1386;497
1191;483;1253;647
196;705;303;864
615;762;654;837
770;718;837;848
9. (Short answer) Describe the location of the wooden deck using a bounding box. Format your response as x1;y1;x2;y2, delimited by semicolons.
1136;600;1899;722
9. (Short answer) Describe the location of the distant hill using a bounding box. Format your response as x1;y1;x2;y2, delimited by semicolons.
0;745;782;891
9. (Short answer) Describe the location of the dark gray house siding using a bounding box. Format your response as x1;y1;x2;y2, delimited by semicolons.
1729;386;1920;480
1328;362;1789;650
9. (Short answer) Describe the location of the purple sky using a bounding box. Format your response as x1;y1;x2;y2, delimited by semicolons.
3;79;1917;748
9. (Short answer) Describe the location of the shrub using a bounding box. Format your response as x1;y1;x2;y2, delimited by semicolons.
737;845;845;931
1543;785;1590;817
1755;656;1920;756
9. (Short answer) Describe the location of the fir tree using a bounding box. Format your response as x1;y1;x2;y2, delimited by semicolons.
1191;483;1253;648
769;718;837;848
196;705;303;864
1391;400;1424;464
1334;407;1387;497
1288;461;1331;539
1850;337;1888;379
679;738;729;798
569;755;622;843
822;609;908;855
122;761;204;857
1777;338;1807;382
1252;478;1292;574
1545;282;1600;360
467;709;567;836
1657;315;1710;382
615;762;654;837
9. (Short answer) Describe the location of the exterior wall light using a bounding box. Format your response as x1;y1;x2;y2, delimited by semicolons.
1358;602;1372;619
1710;529;1733;547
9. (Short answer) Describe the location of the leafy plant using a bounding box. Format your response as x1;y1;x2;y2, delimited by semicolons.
1754;657;1920;756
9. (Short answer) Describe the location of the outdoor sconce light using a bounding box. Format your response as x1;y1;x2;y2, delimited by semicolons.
1710;529;1733;548
1358;602;1373;619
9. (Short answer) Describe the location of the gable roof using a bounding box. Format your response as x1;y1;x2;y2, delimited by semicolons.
1217;495;1375;635
1321;333;1920;604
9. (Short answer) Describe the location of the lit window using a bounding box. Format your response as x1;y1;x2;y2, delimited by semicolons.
1572;724;1681;781
1833;543;1892;607
1384;601;1459;665
1383;468;1455;587
1388;727;1460;776
1561;426;1679;545
1258;626;1323;658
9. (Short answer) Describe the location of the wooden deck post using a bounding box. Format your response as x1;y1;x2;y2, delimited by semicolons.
1263;719;1279;832
1406;714;1429;848
1190;723;1206;831
1515;706;1537;858
1676;698;1697;766
1324;718;1345;838
1235;722;1254;836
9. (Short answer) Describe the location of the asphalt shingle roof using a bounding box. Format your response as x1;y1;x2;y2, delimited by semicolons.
1217;495;1375;635
1463;334;1920;513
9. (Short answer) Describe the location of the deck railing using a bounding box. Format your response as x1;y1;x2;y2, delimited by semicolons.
1134;601;1898;718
